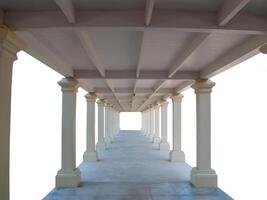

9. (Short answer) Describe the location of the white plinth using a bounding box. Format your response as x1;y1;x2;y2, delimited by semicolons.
96;142;106;150
191;167;217;187
169;150;185;162
159;142;170;150
83;151;98;162
56;168;81;187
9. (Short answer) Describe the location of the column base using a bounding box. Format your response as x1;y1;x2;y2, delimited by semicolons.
190;167;217;187
83;151;98;162
96;142;106;150
159;142;170;150
149;134;154;142
56;168;81;187
153;137;161;144
105;137;111;144
169;150;185;162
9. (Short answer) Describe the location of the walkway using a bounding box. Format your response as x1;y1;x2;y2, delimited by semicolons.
44;131;232;200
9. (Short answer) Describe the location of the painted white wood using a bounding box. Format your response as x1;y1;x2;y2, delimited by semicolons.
96;99;106;150
76;31;105;77
54;0;76;23
200;35;267;79
83;92;98;162
145;0;155;26
218;0;250;26
56;77;81;187
6;11;267;35
190;80;217;187
170;94;185;162
168;33;210;77
0;27;25;200
159;99;170;150
153;104;161;144
74;69;198;80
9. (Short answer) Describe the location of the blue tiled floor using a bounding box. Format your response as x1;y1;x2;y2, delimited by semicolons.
44;130;232;200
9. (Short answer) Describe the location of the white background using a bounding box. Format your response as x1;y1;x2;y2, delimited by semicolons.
10;51;267;199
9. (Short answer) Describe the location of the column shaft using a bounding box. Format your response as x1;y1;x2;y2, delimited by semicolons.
159;100;170;150
96;100;106;150
191;80;217;187
170;94;185;162
56;77;81;187
83;93;98;162
153;104;161;144
0;28;24;200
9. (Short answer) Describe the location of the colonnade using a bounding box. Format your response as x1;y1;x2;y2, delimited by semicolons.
141;80;217;187
0;27;217;200
56;78;121;187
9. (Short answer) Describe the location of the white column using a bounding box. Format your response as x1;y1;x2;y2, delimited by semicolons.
170;94;185;162
110;107;114;141
147;109;151;137
153;103;161;144
149;105;155;141
191;80;217;187
56;77;81;187
105;104;111;144
159;99;170;150
96;99;106;150
0;28;25;200
83;92;98;162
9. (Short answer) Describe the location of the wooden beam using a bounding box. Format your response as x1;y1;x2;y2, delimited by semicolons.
54;0;76;23
76;31;105;77
74;70;199;80
94;87;173;94
145;0;155;26
168;33;210;77
200;35;267;79
218;0;250;26
0;9;4;25
5;11;267;35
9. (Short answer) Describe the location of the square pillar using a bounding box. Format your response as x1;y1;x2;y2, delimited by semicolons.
96;99;106;150
170;94;185;162
104;104;111;144
190;79;217;187
56;77;81;187
153;103;161;144
0;28;25;200
159;99;170;150
83;92;98;162
149;105;155;141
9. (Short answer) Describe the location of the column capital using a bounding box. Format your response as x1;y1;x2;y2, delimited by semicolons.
0;27;26;59
85;92;97;102
192;79;215;93
160;99;169;107
97;99;105;105
172;93;184;103
58;77;79;92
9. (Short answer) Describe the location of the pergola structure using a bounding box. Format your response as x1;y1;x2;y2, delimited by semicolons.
1;0;267;199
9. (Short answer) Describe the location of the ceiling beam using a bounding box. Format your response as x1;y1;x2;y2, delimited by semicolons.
0;9;4;25
218;0;250;26
74;70;199;80
145;0;155;26
5;11;267;35
76;31;105;77
200;35;267;79
94;87;173;94
105;80;126;111
168;33;210;77
54;0;76;23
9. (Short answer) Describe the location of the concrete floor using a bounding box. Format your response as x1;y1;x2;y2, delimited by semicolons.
44;130;232;200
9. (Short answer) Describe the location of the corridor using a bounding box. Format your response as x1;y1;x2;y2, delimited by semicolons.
44;131;232;200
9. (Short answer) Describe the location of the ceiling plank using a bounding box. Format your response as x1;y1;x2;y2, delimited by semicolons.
218;0;250;26
54;0;76;23
76;31;105;77
168;33;210;77
5;11;267;35
145;0;155;26
200;35;267;79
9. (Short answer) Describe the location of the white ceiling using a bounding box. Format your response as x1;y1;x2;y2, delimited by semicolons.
1;0;267;111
